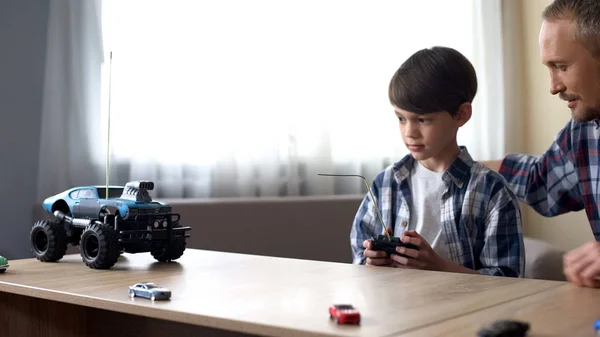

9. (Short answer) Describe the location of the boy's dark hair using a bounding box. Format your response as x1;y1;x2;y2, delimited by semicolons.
388;46;477;117
543;0;600;57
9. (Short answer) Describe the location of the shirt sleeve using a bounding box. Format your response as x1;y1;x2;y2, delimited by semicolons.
477;181;525;278
499;120;584;217
350;175;383;265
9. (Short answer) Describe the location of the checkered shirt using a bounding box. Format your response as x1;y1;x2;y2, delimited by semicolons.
500;119;600;241
350;147;525;277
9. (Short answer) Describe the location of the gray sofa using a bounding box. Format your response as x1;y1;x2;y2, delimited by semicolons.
163;195;567;281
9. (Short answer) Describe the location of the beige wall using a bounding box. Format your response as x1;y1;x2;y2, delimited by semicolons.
509;0;594;252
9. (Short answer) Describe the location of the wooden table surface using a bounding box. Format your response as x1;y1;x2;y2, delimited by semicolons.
0;249;597;337
395;282;600;337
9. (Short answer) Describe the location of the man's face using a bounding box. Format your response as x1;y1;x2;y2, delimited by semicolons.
540;19;600;123
394;107;461;169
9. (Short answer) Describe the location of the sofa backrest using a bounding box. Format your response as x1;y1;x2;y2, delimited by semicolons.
166;195;364;263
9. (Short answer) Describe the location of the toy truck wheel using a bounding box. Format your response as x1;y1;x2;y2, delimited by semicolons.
30;220;68;262
79;223;120;269
151;238;186;262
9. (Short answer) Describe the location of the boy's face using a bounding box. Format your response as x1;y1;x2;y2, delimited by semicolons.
394;106;468;169
539;19;600;123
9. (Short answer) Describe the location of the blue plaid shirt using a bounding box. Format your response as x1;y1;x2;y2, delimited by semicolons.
500;119;600;241
350;147;525;277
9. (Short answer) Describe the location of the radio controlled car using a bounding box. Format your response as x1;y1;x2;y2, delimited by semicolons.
30;180;191;269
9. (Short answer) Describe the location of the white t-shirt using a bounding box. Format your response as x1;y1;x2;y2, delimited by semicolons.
407;161;448;258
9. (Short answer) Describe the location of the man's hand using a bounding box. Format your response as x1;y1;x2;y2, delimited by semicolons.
563;241;600;288
389;230;448;271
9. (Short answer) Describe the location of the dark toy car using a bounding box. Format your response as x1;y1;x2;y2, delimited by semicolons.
128;282;171;301
30;180;191;269
329;304;361;325
477;320;530;337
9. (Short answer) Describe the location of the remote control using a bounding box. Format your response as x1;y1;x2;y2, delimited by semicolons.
369;234;419;258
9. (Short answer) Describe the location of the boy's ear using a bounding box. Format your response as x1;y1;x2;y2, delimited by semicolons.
455;102;472;127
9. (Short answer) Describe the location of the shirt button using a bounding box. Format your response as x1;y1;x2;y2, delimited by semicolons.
401;221;408;227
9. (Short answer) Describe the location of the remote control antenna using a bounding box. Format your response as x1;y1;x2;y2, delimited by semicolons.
105;51;113;200
318;173;391;240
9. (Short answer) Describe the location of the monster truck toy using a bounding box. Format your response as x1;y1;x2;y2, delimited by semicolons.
29;181;191;269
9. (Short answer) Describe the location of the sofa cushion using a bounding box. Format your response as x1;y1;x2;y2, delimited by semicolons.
523;237;566;281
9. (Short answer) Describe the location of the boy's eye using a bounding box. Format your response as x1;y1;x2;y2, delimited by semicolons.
557;65;568;71
418;118;430;124
397;116;406;123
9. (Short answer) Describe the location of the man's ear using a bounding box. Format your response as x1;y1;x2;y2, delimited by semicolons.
455;102;472;127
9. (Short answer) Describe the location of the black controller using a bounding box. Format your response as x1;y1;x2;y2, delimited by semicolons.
369;234;419;258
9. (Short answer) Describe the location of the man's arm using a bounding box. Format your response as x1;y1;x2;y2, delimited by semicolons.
487;121;583;217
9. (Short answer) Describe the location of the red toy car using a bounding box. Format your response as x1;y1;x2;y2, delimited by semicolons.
329;304;361;325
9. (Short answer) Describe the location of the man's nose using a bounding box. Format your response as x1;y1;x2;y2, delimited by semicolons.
550;72;566;95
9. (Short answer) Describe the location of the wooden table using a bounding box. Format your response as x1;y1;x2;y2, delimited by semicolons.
0;249;598;337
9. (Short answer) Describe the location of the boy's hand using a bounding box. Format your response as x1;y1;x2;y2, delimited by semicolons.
390;230;448;271
563;241;600;288
362;239;395;266
362;227;405;267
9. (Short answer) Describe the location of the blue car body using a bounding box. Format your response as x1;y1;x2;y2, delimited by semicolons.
42;183;170;221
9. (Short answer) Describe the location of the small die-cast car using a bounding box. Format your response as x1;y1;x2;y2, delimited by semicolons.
0;255;8;273
128;282;171;301
329;304;360;325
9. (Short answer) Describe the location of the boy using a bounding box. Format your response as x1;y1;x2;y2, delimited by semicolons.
350;46;525;277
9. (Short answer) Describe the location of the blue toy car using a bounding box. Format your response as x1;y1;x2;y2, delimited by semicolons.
128;282;171;301
29;180;191;269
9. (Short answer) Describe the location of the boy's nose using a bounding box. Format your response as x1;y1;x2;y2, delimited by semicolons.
404;123;420;138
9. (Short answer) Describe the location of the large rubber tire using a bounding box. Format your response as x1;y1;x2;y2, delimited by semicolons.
30;220;68;262
79;223;120;269
151;238;186;262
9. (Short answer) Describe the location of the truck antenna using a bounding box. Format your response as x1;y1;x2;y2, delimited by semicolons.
105;51;113;200
318;173;391;240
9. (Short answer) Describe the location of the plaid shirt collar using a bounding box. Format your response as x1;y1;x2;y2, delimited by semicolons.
392;146;473;189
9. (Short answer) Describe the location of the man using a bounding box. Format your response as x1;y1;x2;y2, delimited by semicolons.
485;0;600;288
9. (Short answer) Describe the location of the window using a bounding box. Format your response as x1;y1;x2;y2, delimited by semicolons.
99;0;505;198
78;189;97;199
97;187;124;199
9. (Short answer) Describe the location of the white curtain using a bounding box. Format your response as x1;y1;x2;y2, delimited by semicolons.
38;0;506;200
37;0;104;202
